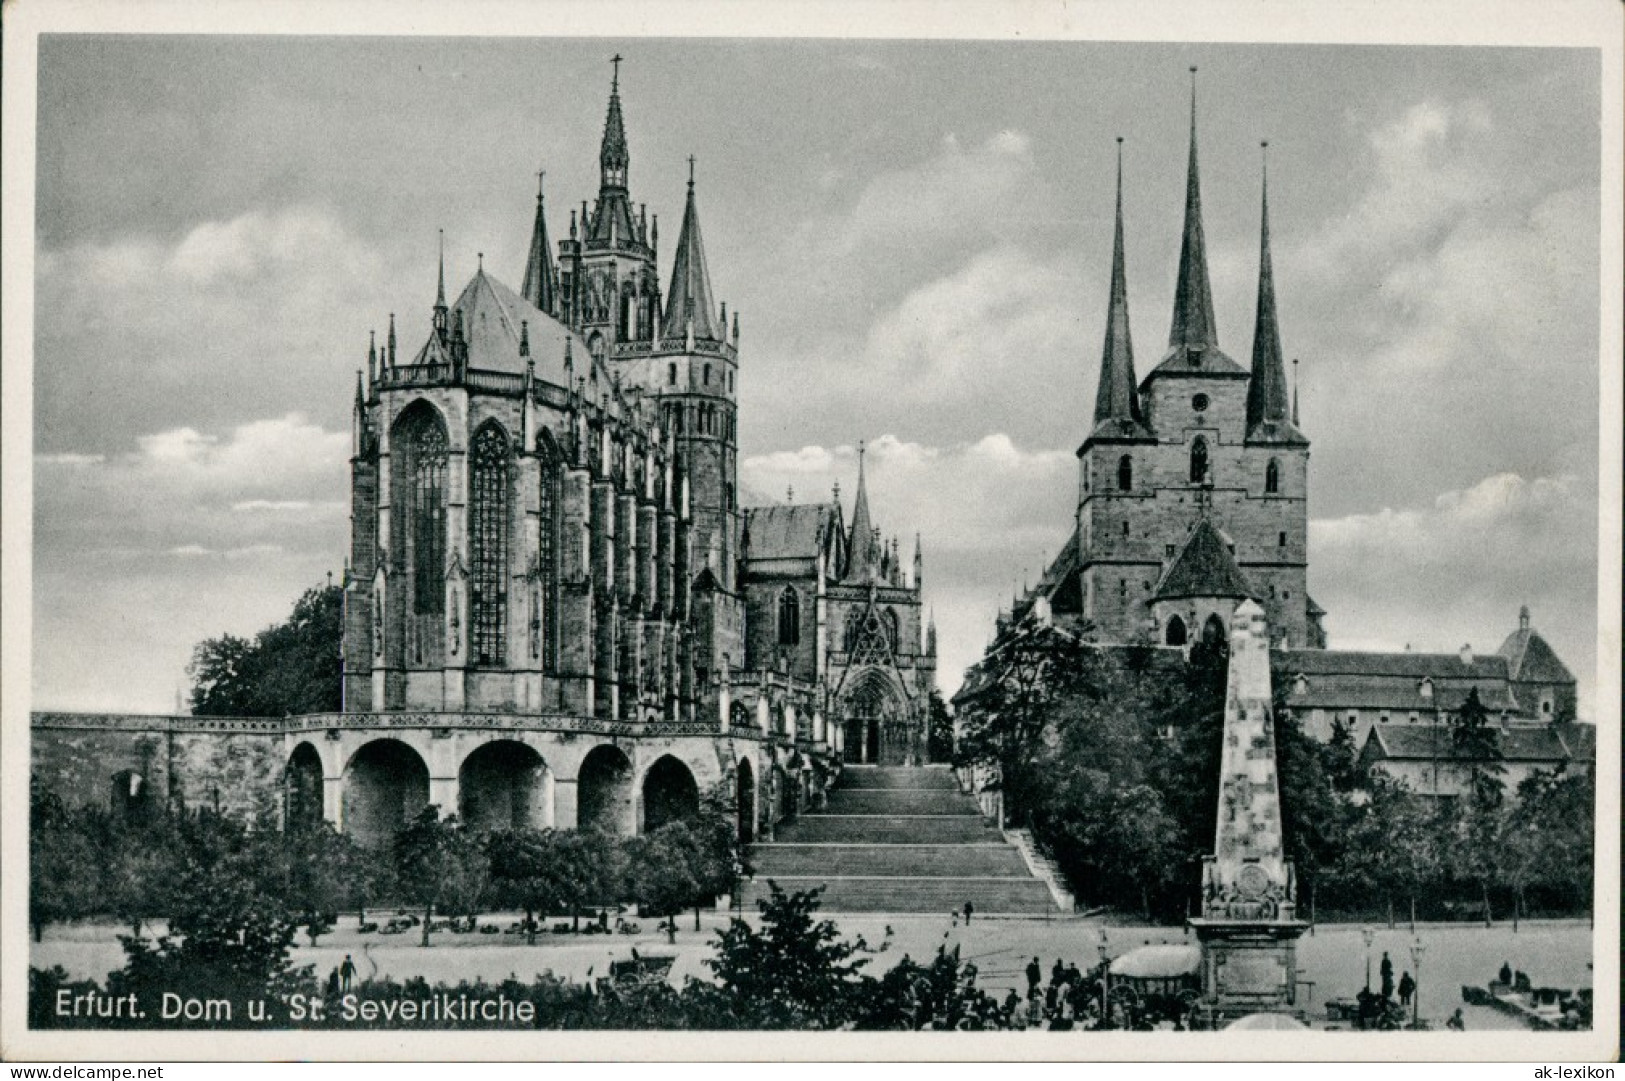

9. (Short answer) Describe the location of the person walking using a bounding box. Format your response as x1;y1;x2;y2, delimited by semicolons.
1025;957;1042;994
339;954;357;993
1398;971;1416;1007
963;900;974;925
1379;951;1394;1000
1051;957;1066;987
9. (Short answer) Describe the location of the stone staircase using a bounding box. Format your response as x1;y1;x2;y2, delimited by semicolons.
740;764;1060;914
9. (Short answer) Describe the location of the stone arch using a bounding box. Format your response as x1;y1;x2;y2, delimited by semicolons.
343;739;430;847
841;668;911;765
110;769;151;821
458;740;551;832
577;744;634;836
1202;612;1227;645
734;757;757;843
1165;615;1188;647
284;741;325;831
640;755;699;833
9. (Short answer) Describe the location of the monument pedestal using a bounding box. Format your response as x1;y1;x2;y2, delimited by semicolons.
1187;916;1308;1027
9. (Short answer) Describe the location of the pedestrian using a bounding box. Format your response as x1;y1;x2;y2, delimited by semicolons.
1446;1007;1466;1031
1497;961;1513;986
1398;971;1415;1006
951;910;959;927
963;900;974;925
1025;956;1041;993
1379;951;1394;1000
325;967;340;998
1051;957;1066;987
339;953;357;993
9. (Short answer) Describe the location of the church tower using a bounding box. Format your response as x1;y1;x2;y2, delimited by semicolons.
1074;72;1320;648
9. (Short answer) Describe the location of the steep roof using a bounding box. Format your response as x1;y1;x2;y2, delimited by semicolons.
1280;648;1512;682
662;176;720;343
1153;517;1256;601
742;503;840;563
1148;75;1246;381
418;269;588;387
521;173;559;313
1363;724;1574;764
1088;141;1153;443
1497;622;1576;684
1244;150;1307;446
1554;723;1595;760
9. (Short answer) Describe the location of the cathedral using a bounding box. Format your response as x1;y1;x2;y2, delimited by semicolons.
32;65;934;844
960;76;1584;793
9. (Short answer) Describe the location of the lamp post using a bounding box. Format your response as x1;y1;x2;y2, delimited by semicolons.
1410;938;1427;1029
1362;927;1375;991
1098;927;1110;1024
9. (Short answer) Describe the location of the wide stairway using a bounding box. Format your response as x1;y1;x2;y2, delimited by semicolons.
740;764;1060;914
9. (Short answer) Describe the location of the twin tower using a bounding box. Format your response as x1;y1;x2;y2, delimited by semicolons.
1058;72;1325;651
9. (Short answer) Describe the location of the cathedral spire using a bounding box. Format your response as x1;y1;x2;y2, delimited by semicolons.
1246;141;1292;433
522;169;558;314
663;158;720;343
600;54;629;192
843;442;878;583
1168;68;1219;358
433;230;448;337
1092;137;1148;435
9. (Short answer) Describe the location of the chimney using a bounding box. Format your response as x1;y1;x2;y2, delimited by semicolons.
1459;643;1474;666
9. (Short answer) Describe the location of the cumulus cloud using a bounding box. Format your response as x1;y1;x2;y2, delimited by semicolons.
1311;468;1597;716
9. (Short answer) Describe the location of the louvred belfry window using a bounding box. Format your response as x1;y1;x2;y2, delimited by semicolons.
412;423;448;615
469;424;510;666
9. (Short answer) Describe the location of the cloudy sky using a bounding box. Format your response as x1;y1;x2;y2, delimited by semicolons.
29;35;1603;716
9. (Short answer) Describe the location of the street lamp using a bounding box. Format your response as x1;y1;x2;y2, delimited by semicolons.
1410;938;1427;1029
1098;927;1110;1024
1362;927;1375;991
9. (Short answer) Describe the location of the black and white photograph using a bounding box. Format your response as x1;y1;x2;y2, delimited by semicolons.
2;0;1618;1063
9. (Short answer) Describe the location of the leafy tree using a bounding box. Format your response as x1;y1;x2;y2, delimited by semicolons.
188;583;342;716
925;689;955;763
707;882;873;1028
486;828;568;944
283;822;365;945
624;823;702;942
29;788;100;942
1510;764;1594;923
393;807;489;946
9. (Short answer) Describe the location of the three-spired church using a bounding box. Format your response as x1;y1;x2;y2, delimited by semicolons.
32;68;934;846
959;79;1586;799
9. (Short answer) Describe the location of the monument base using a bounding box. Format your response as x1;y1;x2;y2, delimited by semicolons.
1186;917;1310;1029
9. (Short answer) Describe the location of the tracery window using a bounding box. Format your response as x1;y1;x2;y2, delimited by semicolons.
537;448;562;670
777;587;800;647
410;421;448;614
469;425;510;666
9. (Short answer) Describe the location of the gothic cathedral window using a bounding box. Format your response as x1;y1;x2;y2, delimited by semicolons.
469;424;510;667
777;587;800;647
1265;458;1280;494
1189;437;1209;485
1165;616;1187;646
409;418;448;617
1117;455;1133;491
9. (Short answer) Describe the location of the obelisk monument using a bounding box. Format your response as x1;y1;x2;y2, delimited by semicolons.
1188;599;1308;1026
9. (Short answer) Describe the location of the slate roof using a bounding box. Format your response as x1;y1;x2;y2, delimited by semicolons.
1363;724;1576;764
1089;145;1154;442
1497;625;1576;683
1153;517;1256;601
742;503;840;563
417;269;589;387
1554;723;1595;760
1278;648;1522;713
662;181;721;343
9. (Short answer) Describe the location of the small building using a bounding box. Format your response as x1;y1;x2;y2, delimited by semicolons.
1356;722;1595;801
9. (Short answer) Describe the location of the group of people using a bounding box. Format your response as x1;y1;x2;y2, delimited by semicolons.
1352;949;1441;1030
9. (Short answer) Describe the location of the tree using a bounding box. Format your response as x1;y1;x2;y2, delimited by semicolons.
283;822;365;945
393;808;489;946
925;689;955;763
188;583;342;716
624;824;702;943
706;882;874;1028
29;788;100;942
486;829;568;945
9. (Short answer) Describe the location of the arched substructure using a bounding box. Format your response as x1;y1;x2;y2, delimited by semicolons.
284;742;325;831
577;744;634;836
459;740;551;833
641;755;700;834
840;669;916;766
343;739;430;847
734;758;757;843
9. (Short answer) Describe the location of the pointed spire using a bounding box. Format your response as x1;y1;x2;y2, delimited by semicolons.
386;312;396;367
433;230;448;336
1168;67;1219;358
1092;137;1148;434
522;169;558;313
600;54;629;190
367;329;377;387
843;441;878;583
663;158;720;342
1246;142;1298;439
1292;357;1301;426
